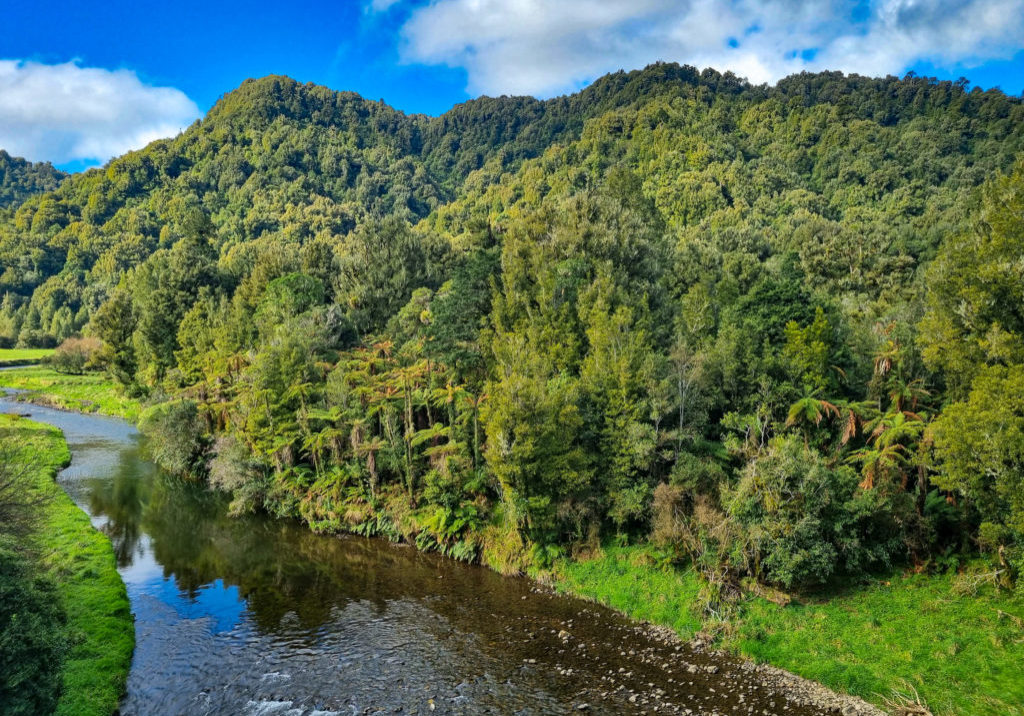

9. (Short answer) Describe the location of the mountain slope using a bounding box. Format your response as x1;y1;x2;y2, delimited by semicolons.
0;64;1021;349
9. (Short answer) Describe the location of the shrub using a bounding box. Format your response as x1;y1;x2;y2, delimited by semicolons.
651;483;688;552
50;336;103;374
138;399;207;478
722;435;904;589
0;538;67;716
480;518;530;575
207;435;257;492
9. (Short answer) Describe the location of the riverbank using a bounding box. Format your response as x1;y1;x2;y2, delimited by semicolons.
0;366;141;422
1;414;134;716
6;373;1021;715
547;545;1024;716
0;348;54;367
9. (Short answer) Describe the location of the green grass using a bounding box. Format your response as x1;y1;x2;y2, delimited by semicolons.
1;414;133;716
548;545;1024;716
550;545;704;637
0;347;54;367
0;366;141;422
733;571;1024;716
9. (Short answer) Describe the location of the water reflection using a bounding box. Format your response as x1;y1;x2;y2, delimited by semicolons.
84;446;152;567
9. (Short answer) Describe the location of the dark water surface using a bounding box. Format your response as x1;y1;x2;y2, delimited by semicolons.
1;395;824;716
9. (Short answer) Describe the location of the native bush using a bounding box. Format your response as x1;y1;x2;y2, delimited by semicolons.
138;399;208;479
722;435;904;589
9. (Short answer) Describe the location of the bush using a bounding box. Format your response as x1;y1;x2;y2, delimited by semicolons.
138;399;207;478
722;435;904;589
207;434;257;492
50;337;103;375
651;483;688;552
0;538;67;716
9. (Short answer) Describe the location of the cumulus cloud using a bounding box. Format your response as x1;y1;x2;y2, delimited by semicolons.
382;0;1024;96
0;60;200;166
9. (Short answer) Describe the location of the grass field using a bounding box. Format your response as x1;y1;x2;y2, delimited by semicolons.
549;545;705;637
0;347;54;367
549;545;1024;716
0;366;141;422
1;414;134;716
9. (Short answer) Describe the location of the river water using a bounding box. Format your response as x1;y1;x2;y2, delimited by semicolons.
1;395;827;716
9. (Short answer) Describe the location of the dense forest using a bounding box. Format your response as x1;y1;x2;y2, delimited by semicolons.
2;63;1023;605
0;150;66;209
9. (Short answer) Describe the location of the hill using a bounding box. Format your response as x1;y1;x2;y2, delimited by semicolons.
1;66;1020;350
3;62;1024;712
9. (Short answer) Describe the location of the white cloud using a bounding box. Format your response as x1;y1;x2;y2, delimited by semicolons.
383;0;1024;96
0;59;200;166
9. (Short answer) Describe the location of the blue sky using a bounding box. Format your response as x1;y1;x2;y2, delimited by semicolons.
2;0;1022;171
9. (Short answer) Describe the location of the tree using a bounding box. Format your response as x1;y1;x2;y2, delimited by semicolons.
132;224;221;381
786;388;840;447
919;160;1024;399
723;435;902;589
485;333;592;543
932;365;1024;554
334;217;445;335
580;293;659;529
92;288;137;386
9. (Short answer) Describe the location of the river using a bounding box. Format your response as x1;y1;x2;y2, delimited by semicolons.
1;394;834;716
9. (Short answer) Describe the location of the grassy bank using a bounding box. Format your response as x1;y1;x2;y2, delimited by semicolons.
0;366;141;422
0;347;54;367
549;546;1024;716
1;414;134;716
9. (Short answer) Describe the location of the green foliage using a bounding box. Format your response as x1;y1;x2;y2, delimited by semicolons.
335;216;446;334
3;65;1023;602
0;150;65;208
138;400;207;478
783;307;836;392
0;415;132;716
485;340;592;542
932;365;1024;559
0;537;66;716
723;436;904;589
3;65;1024;710
91;289;137;386
919;159;1024;398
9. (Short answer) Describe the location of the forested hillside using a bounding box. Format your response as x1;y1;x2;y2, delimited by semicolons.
2;63;1023;602
0;150;66;209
